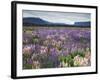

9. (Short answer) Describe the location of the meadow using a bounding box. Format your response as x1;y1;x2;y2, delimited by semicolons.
22;26;91;69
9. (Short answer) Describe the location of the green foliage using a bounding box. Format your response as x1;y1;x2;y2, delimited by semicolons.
80;37;87;43
23;64;32;69
23;54;30;58
59;51;85;67
59;55;74;67
41;60;54;68
32;37;39;43
23;54;32;69
71;51;85;58
66;55;74;66
23;54;30;62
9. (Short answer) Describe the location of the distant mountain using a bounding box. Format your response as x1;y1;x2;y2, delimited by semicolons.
74;21;91;27
23;17;52;26
23;17;91;27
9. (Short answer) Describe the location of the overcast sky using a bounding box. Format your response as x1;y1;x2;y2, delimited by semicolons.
23;10;91;24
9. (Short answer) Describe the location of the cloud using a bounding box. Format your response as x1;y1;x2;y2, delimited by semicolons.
23;10;91;24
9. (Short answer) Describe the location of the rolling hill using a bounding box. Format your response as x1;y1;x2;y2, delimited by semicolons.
23;17;91;27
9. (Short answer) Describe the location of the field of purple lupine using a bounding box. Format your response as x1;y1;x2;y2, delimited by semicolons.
23;27;91;69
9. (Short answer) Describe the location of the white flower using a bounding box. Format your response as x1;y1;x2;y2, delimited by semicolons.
32;61;40;69
46;35;52;39
73;55;89;66
40;46;48;54
81;58;88;66
74;55;82;66
60;35;66;40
